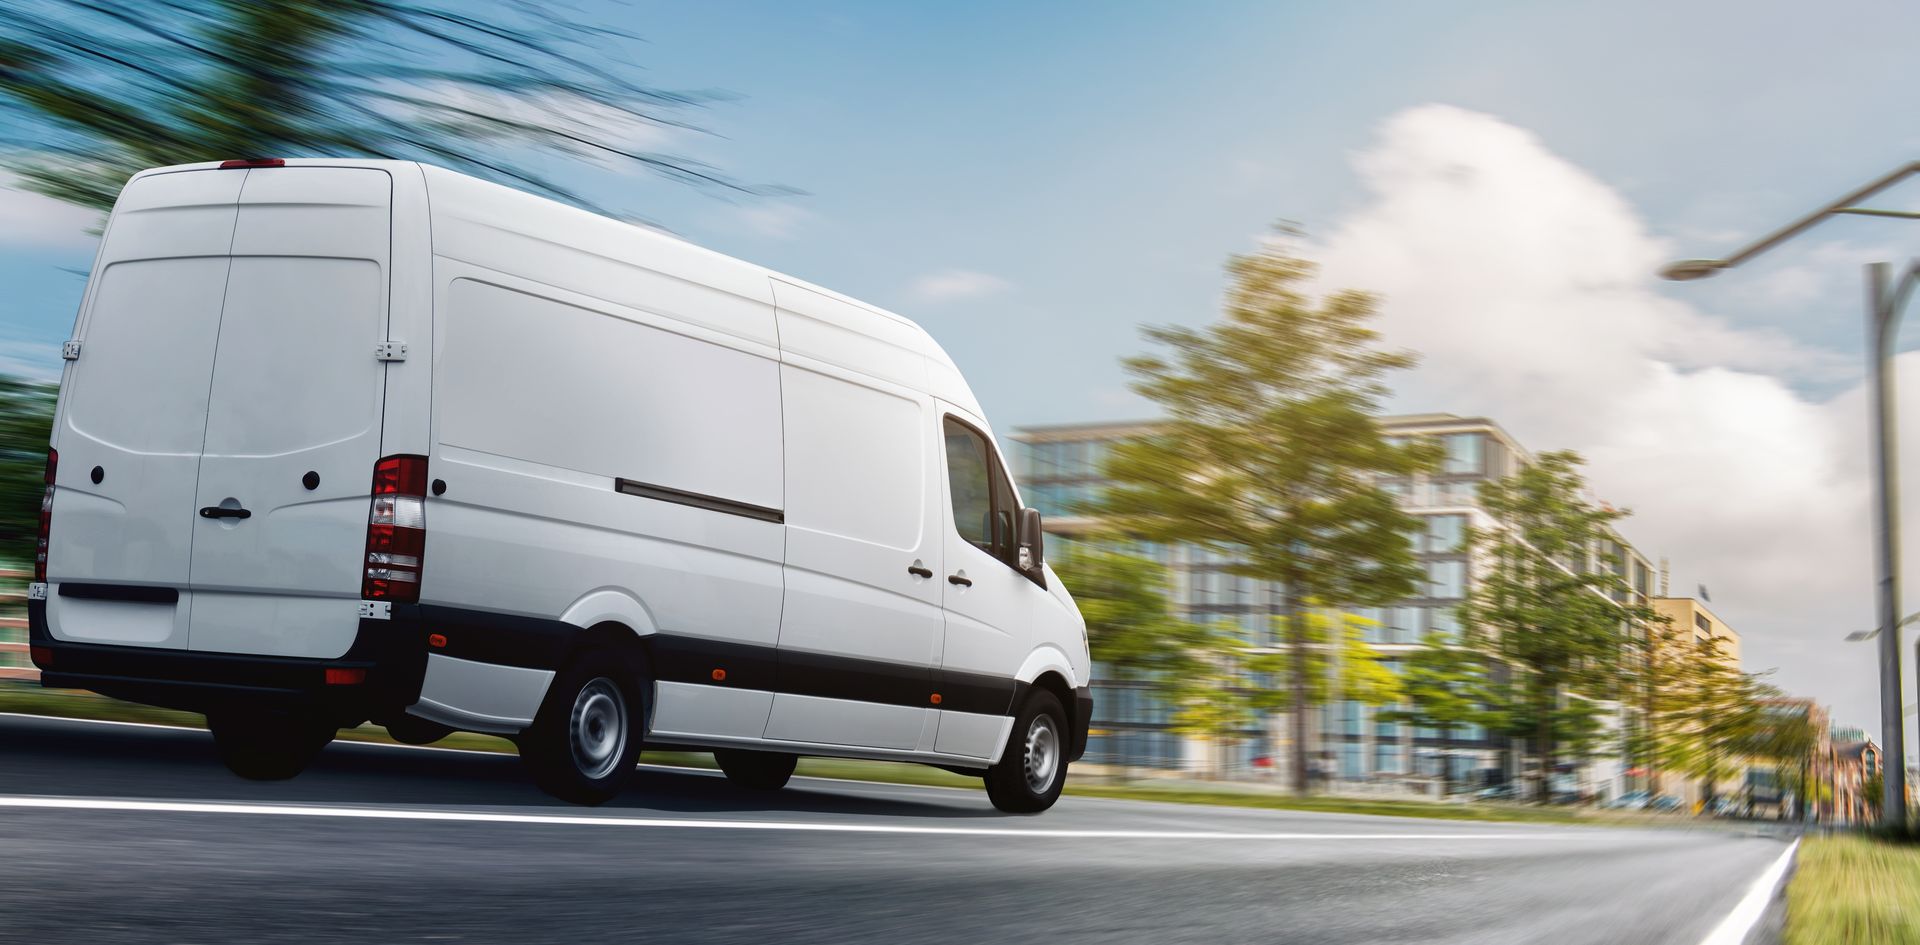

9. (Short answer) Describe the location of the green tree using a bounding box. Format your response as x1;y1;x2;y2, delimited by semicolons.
1050;542;1208;681
1744;696;1823;821
1166;612;1399;779
1378;628;1493;795
0;375;56;568
1463;450;1652;803
0;0;779;219
1165;624;1266;779
1092;241;1438;793
1657;635;1768;810
1243;610;1403;710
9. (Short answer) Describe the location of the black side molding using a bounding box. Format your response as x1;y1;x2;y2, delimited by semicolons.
614;478;783;524
58;583;179;604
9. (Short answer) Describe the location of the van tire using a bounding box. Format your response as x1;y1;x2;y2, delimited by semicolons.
715;749;798;790
984;689;1068;814
209;711;337;781
519;646;642;806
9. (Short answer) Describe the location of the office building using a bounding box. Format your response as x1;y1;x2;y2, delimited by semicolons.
1013;414;1656;793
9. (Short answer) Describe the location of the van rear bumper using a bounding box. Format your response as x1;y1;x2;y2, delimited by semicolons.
27;598;431;726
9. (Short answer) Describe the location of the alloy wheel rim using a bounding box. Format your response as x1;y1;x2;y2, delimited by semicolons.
569;678;627;781
1023;714;1059;794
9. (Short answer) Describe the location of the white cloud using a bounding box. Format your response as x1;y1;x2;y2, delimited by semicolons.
1309;104;1906;742
909;269;1011;303
0;175;99;248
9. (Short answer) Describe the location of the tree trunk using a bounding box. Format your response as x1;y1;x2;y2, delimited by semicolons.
1286;593;1310;795
1535;690;1556;804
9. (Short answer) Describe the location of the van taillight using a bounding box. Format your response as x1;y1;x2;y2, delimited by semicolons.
34;448;56;582
362;454;428;603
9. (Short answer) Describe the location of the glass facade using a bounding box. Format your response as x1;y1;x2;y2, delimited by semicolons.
1014;417;1643;789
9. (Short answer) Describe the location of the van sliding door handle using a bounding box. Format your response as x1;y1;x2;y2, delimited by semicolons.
947;573;972;587
199;507;252;520
907;564;934;579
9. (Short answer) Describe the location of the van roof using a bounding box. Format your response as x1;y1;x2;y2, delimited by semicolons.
131;156;975;378
127;159;960;373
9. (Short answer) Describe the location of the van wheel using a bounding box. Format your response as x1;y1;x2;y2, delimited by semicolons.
715;749;798;790
520;646;642;806
984;689;1068;814
209;711;337;781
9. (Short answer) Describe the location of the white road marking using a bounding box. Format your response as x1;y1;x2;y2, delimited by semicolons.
1696;837;1799;945
0;795;1590;841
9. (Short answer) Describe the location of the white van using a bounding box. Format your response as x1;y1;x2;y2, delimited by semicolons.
27;159;1091;812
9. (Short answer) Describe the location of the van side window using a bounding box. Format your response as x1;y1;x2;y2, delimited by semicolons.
943;417;1019;568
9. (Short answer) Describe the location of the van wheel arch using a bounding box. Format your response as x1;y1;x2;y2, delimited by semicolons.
560;622;654;725
1028;671;1075;736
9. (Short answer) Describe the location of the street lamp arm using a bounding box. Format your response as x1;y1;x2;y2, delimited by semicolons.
1661;161;1920;279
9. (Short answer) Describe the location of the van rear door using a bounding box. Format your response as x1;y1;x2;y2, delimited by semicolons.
184;167;392;658
46;170;246;650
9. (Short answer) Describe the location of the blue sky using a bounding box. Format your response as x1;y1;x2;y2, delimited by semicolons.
5;0;1920;740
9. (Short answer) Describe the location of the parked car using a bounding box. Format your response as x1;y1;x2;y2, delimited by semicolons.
1606;790;1651;810
28;159;1093;813
1648;794;1685;812
1473;783;1518;801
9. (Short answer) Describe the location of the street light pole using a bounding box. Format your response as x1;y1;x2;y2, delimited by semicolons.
1662;162;1920;829
1867;260;1914;829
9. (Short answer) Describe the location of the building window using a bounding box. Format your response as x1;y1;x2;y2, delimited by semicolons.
1428;605;1461;636
1386;606;1421;644
1325;701;1365;737
1375;741;1405;775
1426;514;1466;554
1427;560;1467;599
1695;613;1711;633
1443;433;1484;475
1340;742;1365;779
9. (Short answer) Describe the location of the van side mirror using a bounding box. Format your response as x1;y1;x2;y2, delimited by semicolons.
1017;507;1044;573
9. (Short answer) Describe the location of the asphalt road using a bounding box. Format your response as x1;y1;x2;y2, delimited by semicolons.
0;713;1795;945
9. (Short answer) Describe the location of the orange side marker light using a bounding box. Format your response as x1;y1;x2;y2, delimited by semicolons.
427;633;447;648
712;668;727;682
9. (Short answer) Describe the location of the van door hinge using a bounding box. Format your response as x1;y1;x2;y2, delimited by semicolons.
374;341;408;362
62;340;82;361
358;600;391;620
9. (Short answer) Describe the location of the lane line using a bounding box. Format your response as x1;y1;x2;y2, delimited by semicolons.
0;795;1592;841
1696;837;1799;945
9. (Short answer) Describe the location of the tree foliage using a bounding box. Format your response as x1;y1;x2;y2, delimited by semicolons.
1164;611;1399;778
1049;542;1208;681
1462;450;1653;801
0;0;779;218
1091;239;1438;792
1629;613;1774;807
0;374;55;568
1378;628;1495;794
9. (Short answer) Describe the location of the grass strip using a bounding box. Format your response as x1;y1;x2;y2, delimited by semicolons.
1785;833;1920;945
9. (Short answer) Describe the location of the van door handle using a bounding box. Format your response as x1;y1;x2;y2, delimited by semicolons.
199;507;252;520
907;564;934;579
947;573;972;587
